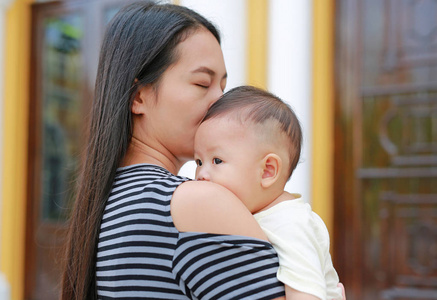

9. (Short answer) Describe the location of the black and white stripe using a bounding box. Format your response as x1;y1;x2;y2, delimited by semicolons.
173;233;285;299
96;164;285;299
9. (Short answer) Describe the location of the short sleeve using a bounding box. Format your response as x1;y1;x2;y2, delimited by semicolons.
172;233;285;300
255;201;342;300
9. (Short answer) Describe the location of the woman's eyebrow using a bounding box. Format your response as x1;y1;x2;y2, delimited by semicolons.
192;66;227;80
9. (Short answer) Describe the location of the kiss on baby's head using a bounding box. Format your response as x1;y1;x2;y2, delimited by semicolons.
202;85;302;179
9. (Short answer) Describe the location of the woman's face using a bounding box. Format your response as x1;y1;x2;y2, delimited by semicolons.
137;28;227;163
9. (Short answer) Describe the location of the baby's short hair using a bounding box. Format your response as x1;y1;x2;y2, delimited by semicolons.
203;85;302;179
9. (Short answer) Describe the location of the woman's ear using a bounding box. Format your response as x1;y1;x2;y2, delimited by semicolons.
131;84;154;115
261;153;282;188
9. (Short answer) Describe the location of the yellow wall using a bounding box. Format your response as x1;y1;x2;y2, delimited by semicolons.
2;0;33;299
246;0;268;89
311;0;335;237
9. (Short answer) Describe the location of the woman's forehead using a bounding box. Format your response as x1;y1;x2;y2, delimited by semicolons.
173;29;226;74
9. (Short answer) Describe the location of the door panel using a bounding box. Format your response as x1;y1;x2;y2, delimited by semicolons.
27;1;135;299
334;0;437;299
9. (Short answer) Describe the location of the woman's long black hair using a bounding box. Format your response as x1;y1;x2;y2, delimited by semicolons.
61;2;220;299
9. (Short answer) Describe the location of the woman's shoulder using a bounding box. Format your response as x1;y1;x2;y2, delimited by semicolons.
170;180;268;241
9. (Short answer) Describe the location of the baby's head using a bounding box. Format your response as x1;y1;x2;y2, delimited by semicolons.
194;86;302;213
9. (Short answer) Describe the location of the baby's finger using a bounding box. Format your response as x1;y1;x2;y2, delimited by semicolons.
337;282;346;300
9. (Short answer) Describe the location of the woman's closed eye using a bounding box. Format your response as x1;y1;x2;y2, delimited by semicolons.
195;79;211;89
212;158;223;165
196;83;210;89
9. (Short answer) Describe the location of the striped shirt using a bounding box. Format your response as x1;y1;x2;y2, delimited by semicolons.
96;164;285;299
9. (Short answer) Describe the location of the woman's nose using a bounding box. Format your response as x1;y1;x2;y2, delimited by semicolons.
208;87;224;108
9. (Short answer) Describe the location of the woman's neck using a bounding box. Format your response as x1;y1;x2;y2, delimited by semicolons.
120;136;184;175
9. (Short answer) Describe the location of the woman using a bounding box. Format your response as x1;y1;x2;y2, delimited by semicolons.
62;2;285;299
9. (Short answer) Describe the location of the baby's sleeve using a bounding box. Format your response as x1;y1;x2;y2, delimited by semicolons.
313;214;343;300
257;203;342;300
172;232;285;300
324;251;343;300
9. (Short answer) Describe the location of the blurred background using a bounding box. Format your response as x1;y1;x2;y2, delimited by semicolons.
1;0;436;299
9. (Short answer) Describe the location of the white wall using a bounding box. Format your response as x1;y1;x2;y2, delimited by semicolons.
178;0;247;179
267;0;313;203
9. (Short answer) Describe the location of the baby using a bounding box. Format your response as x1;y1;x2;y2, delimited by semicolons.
194;86;342;300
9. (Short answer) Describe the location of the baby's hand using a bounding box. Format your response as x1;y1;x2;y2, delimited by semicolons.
337;283;346;300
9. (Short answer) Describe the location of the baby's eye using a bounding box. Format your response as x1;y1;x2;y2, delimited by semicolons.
213;158;223;165
195;159;203;166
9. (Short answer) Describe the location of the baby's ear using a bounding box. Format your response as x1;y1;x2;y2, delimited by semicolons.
261;153;282;188
132;83;154;115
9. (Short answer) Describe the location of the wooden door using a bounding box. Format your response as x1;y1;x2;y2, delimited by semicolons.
334;0;437;299
27;1;135;299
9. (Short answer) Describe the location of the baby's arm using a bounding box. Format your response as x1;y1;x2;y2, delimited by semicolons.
285;285;346;300
285;285;319;300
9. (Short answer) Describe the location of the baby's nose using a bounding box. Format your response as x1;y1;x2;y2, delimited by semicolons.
196;170;210;181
